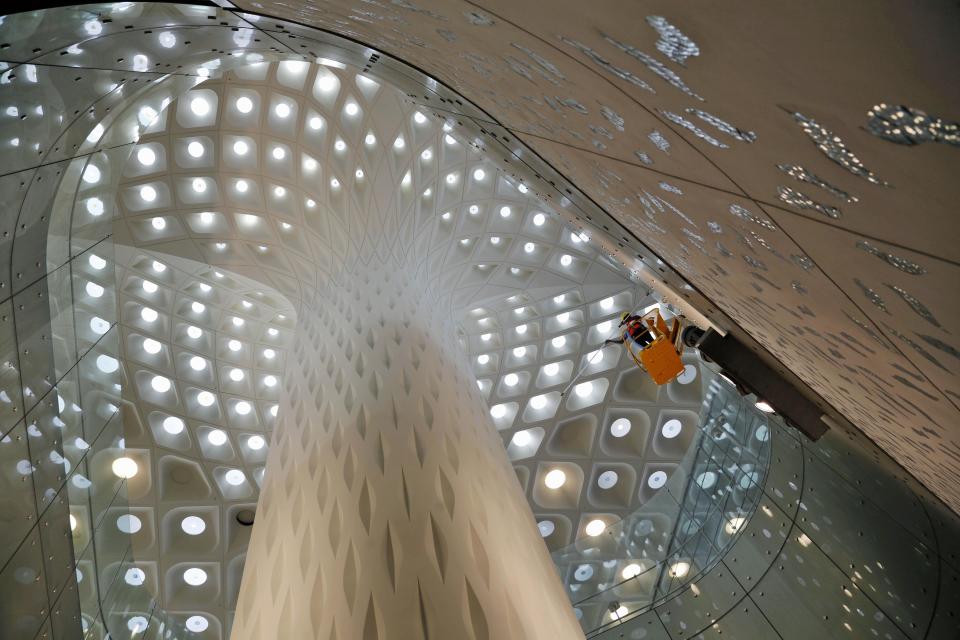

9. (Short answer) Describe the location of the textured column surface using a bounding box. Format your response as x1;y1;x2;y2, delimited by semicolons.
232;260;582;639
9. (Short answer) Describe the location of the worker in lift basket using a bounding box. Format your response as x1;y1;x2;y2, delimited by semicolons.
603;311;654;350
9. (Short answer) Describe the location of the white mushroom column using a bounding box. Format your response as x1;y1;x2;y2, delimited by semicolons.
232;260;582;640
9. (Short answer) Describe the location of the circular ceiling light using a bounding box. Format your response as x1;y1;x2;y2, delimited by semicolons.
393;136;405;150
187;141;204;158
551;336;566;348
82;164;101;184
86;197;105;216
725;516;746;535
504;373;519;387
622;563;643;579
413;111;426;124
248;435;266;450
150;375;171;393
544;469;566;489
647;470;668;489
309;116;323;130
274;102;291;118
489;404;506;419
142;338;161;355
111;457;138;479
235;401;252;415
676;364;698;385
151;217;166;231
574;381;593;398
513;346;526;357
263;348;276;359
263;375;277;388
197;391;216;407
85;282;104;298
128;617;148;634
272;146;286;160
233;140;248;155
537;520;555;537
186;616;209;633
344;102;359;116
499;206;511;218
597;470;619;489
137;147;156;166
140;185;157;202
543;363;560;377
162;416;184;435
610;417;631;438
225;469;246;485
236;96;253;113
515;324;527;335
235;179;248;193
511;430;532;447
182;567;207;586
229;368;245;382
600;297;614;310
207;429;227;446
191;301;205;314
140;307;158;323
661;419;683;439
141;279;158;294
187;326;203;339
191;178;206;193
190;97;210;116
189;356;206;371
530;394;547;410
124;567;146;586
365;132;376;145
560;254;573;267
668;561;690;578
557;312;570;323
473;168;485;181
181;515;206;536
420;148;432;160
585;519;606;537
476;354;489;365
524;242;535;253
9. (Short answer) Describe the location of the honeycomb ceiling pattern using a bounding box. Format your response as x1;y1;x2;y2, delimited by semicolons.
234;0;960;514
98;60;705;636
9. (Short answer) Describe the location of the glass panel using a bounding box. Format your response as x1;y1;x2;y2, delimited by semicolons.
0;526;48;640
753;534;909;640
0;420;36;569
696;595;780;639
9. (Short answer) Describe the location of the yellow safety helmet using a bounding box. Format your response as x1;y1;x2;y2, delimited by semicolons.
620;311;630;322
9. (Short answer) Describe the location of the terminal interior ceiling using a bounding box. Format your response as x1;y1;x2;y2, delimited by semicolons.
0;2;957;640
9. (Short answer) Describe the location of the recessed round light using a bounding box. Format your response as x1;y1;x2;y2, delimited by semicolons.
140;307;158;323
137;147;156;166
473;168;485;180
182;567;207;586
543;363;560;377
197;391;216;407
191;177;206;193
574;381;593;397
190;97;210;116
235;401;252;415
187;326;203;339
511;430;531;446
585;519;606;537
490;404;506;419
597;470;619;489
551;336;566;348
187;141;204;158
560;254;573;267
236;96;253;113
247;435;266;450
116;515;142;536
530;394;547;410
272;146;285;160
162;416;184;435
181;515;206;535
225;469;245;485
648;470;668;489
309;116;323;130
140;185;157;202
186;616;209;633
229;368;245;382
544;469;566;489
661;419;683;439
504;373;519;387
150;375;171;393
499;206;511;218
274;103;291;118
111;457;138;479
610;418;631;437
344;102;359;116
233;140;248;155
207;429;227;446
142;338;161;355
